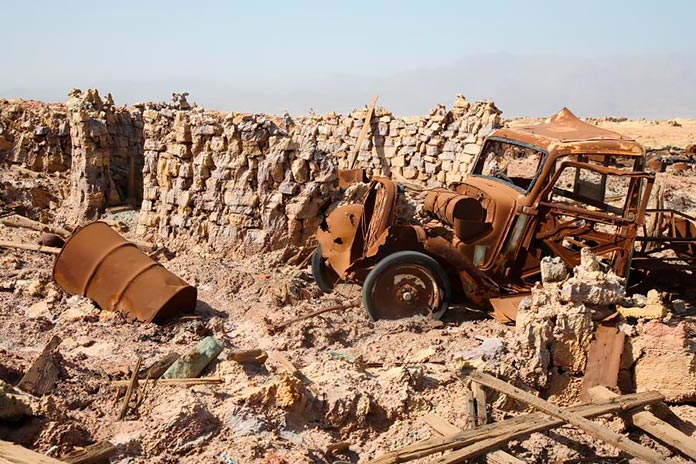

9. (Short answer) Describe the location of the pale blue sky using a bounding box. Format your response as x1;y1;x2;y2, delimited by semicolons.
3;1;695;117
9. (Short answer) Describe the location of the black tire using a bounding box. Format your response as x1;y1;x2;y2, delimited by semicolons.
362;251;451;321
311;244;335;294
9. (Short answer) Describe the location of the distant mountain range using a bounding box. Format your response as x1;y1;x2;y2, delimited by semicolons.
2;53;695;119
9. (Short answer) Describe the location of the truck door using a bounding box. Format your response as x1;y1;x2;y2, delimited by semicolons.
532;158;652;277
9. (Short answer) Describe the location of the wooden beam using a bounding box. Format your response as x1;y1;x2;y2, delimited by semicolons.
589;386;696;461
17;335;62;396
62;441;116;464
110;377;224;387
0;440;65;464
228;349;268;365
347;96;379;169
423;413;525;464
0;241;61;255
117;357;142;420
1;215;71;238
366;390;662;464
138;352;180;379
469;371;674;464
270;299;360;333
472;381;488;426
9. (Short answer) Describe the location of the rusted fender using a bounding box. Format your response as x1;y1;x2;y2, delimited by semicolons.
316;204;364;278
53;222;197;323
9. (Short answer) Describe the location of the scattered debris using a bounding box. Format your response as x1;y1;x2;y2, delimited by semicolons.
589;386;696;461
117;356;143;420
269;298;361;333
0;240;61;254
0;440;65;464
617;289;669;319
227;349;268;366
162;336;224;379
469;371;673;464
0;380;32;421
17;335;62;396
61;440;117;464
110;378;224;388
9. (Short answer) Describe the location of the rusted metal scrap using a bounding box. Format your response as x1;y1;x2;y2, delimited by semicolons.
53;221;197;323
313;108;696;321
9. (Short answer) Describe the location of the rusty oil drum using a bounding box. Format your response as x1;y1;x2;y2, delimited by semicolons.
53;221;197;323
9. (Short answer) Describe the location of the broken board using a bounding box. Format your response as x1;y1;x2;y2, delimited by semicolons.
580;323;625;402
17;335;61;396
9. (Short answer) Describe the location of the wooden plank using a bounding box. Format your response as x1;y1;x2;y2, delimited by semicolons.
0;241;61;254
346;96;379;169
423;413;461;435
138;352;180;379
270;299;361;333
105;204;136;214
589;386;696;461
62;441;116;464
1;215;71;238
484;451;526;464
580;323;625;402
111;377;223;387
117;357;142;420
423;413;524;464
367;390;663;464
17;335;62;396
470;371;674;464
0;440;65;464
228;349;268;365
464;387;476;429
472;381;488;426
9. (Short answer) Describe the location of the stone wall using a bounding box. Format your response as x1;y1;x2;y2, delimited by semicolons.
66;89;144;220
136;95;501;252
0;91;502;248
0;100;71;172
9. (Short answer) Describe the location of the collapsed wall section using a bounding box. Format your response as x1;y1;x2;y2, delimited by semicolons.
137;95;502;251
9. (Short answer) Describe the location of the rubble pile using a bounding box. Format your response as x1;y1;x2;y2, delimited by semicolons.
513;251;623;394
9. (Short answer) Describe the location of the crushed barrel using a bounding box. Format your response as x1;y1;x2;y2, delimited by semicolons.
52;221;197;322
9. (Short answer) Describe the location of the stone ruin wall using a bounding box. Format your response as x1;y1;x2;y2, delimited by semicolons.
0;100;71;172
66;89;144;220
136;96;501;252
0;91;502;252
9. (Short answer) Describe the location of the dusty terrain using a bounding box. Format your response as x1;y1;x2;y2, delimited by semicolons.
2;106;696;464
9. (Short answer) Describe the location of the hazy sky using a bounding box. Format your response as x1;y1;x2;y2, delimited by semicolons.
3;0;695;118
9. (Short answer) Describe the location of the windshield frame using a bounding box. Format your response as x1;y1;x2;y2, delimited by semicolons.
471;136;549;194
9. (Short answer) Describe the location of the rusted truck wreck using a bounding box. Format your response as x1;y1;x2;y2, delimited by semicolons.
313;108;696;321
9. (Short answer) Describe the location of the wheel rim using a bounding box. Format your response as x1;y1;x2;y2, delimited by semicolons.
369;263;441;320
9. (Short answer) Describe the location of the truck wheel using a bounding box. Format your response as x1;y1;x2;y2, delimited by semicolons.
362;251;450;321
311;244;335;293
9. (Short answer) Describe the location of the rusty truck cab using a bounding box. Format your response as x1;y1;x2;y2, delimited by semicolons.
313;108;655;321
473;108;652;290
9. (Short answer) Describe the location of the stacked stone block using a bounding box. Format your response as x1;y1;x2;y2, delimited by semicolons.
137;94;501;251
